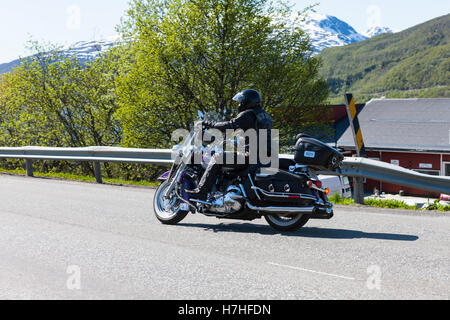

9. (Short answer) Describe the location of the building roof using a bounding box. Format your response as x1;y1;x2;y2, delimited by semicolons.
337;98;450;153
298;104;365;145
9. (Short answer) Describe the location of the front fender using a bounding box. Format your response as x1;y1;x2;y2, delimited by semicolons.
158;171;171;181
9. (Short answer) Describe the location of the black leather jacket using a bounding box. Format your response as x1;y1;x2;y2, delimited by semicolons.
204;106;273;158
204;106;271;131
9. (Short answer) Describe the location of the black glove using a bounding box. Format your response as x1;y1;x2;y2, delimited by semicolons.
202;121;213;130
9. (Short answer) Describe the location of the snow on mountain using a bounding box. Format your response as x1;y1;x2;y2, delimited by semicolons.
0;36;119;75
299;12;368;53
363;26;393;38
61;38;118;61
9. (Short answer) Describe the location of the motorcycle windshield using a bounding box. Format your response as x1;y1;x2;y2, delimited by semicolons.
180;130;196;161
173;111;233;163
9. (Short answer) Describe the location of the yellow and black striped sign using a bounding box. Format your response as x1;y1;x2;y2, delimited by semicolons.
344;94;366;157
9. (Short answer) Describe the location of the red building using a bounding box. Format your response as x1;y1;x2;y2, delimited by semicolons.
334;98;450;197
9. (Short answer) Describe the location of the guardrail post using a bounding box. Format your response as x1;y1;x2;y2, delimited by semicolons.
25;159;33;177
94;161;102;184
353;177;365;204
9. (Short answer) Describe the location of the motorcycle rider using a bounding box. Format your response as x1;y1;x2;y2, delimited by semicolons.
186;89;273;201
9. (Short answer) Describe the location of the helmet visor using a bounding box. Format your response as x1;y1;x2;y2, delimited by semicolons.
232;92;245;103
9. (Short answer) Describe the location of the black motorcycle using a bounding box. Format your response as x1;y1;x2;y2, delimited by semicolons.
154;120;344;232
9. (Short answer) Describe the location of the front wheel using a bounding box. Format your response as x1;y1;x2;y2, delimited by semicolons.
264;214;310;232
153;180;189;225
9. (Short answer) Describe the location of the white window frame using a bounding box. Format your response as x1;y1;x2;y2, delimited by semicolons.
442;161;450;177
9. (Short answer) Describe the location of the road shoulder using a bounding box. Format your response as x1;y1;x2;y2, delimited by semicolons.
334;204;450;217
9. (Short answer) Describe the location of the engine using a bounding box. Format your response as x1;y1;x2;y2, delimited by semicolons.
208;185;243;214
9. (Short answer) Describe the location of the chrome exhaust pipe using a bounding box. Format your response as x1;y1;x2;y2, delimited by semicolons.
247;203;315;214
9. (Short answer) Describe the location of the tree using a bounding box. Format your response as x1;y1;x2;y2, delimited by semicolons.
0;42;122;147
116;0;329;148
0;42;122;175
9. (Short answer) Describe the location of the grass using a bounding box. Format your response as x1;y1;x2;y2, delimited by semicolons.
328;193;450;212
0;167;160;187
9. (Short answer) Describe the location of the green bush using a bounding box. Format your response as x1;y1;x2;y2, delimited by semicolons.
364;198;416;210
328;193;355;205
426;200;450;212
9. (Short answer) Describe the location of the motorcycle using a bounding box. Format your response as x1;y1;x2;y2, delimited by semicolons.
153;116;344;232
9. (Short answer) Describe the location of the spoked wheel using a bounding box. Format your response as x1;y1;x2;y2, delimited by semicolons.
153;180;189;225
264;214;310;232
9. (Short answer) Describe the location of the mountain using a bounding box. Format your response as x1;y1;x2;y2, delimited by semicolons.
0;37;118;75
319;14;450;103
364;26;393;38
299;13;368;53
0;60;20;75
0;14;393;74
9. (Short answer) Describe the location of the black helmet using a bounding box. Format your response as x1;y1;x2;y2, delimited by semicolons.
233;89;261;112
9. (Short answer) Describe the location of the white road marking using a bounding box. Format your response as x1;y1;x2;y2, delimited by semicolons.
268;262;356;281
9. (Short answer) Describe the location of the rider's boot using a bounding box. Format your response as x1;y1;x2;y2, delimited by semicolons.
186;161;218;202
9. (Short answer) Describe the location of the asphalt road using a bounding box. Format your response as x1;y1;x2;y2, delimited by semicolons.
0;174;448;300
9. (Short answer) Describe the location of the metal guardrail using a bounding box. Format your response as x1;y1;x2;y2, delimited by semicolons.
0;146;173;164
323;157;450;195
1;146;449;194
0;146;173;183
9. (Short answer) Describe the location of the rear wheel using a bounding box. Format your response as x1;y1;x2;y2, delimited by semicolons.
264;214;310;232
153;180;189;225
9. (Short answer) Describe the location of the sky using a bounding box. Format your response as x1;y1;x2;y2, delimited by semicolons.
294;0;450;33
0;0;449;64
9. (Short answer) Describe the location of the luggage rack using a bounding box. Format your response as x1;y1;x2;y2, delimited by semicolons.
289;164;309;173
289;163;333;177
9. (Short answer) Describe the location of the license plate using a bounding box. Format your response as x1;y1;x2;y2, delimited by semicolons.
180;203;189;211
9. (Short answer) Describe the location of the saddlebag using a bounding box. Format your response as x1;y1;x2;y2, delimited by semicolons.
294;135;344;171
244;168;317;204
